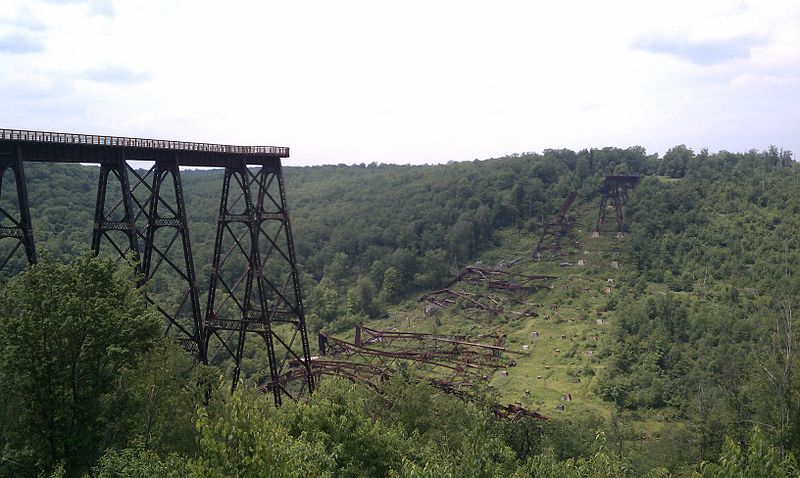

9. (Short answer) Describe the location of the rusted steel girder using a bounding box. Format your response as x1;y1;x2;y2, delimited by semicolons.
276;355;548;421
452;265;556;291
354;325;517;369
419;288;504;315
357;325;506;349
318;333;483;378
270;359;390;394
493;403;549;421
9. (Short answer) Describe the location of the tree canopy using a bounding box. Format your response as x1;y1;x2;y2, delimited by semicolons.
0;256;161;476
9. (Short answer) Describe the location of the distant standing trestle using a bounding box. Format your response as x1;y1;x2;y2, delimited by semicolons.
594;175;640;235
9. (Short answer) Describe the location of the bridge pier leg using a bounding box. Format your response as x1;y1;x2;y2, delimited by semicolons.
92;156;206;361
205;160;313;404
612;193;625;233
594;193;609;233
91;153;141;266
595;179;638;236
266;164;314;396
141;157;206;363
0;146;36;271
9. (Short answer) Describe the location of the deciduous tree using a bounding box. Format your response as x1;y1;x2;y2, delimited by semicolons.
0;256;161;477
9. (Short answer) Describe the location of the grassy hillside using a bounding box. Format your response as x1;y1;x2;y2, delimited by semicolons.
337;194;634;426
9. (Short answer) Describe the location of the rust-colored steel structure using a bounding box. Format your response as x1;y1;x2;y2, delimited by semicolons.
281;328;545;421
354;325;514;369
317;333;486;378
452;265;555;291
0;128;313;404
594;175;640;235
204;158;314;403
532;191;577;258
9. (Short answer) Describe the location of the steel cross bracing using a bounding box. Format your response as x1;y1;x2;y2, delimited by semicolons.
91;154;141;267
450;265;556;291
308;333;487;400
281;328;546;421
317;333;486;379
594;175;640;235
0;129;312;405
89;155;206;358
204;161;313;404
0;146;36;272
532;191;577;258
310;326;525;389
354;325;514;369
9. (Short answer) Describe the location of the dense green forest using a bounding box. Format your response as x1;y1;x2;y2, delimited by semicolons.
1;145;800;477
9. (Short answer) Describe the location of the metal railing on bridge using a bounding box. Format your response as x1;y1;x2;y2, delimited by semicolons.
0;128;289;157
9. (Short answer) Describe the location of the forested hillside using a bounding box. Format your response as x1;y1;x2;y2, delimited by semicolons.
2;145;800;477
1;146;651;322
599;147;800;459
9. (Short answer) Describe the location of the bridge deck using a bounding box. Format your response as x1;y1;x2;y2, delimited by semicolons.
0;128;289;167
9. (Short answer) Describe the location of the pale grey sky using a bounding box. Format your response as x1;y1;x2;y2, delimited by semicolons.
1;0;798;165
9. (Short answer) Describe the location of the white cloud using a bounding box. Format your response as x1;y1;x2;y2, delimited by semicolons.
0;0;798;164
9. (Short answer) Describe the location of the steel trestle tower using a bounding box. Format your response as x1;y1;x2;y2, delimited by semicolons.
594;175;640;235
204;159;314;403
0;128;313;403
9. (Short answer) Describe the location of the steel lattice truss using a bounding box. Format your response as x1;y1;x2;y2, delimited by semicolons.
92;157;206;357
453;265;556;291
276;327;546;420
594;175;640;235
355;325;513;369
532;191;577;258
319;333;486;379
419;288;505;316
204;162;313;403
0;129;313;405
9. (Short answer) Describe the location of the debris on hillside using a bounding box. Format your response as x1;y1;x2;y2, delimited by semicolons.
290;178;630;418
450;265;555;291
277;327;547;421
493;403;548;421
593;175;640;236
533;191;578;258
419;288;504;315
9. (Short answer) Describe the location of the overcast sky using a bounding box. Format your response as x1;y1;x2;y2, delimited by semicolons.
0;0;798;166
